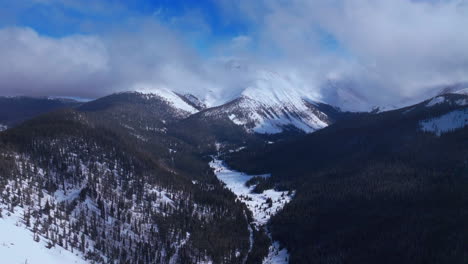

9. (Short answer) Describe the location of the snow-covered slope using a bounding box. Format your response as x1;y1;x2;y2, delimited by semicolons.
128;86;199;114
0;150;181;264
451;87;468;96
201;71;332;134
210;158;292;226
425;94;468;108
420;109;468;136
396;92;468;136
0;206;87;264
437;83;468;96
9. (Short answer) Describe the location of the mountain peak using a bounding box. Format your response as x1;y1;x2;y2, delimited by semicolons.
118;87;199;115
240;70;312;110
437;83;468;96
199;70;332;134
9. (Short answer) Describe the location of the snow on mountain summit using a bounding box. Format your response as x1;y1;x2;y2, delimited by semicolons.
131;85;199;114
437;83;468;96
452;87;468;96
241;70;313;110
202;70;332;134
239;70;329;133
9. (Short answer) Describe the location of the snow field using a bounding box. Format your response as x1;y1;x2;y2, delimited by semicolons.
0;206;87;264
210;158;293;264
420;109;468;136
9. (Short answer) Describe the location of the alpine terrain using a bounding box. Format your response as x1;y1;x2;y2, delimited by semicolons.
1;2;467;263
0;82;467;264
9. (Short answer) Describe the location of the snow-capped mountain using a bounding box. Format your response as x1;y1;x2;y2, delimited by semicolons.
424;94;468;108
78;90;199;136
454;88;468;95
417;92;468;136
225;89;468;264
436;82;468;96
199;70;334;134
1;82;467;264
118;88;199;116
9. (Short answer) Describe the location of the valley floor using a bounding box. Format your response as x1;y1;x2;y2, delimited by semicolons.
209;158;293;264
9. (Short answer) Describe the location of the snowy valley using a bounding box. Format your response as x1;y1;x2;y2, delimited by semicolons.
209;158;293;264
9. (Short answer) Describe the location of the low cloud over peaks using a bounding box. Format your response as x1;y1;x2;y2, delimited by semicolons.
0;0;467;109
0;21;219;100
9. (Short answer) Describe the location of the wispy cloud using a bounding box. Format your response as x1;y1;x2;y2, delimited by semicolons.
215;0;468;105
0;0;467;108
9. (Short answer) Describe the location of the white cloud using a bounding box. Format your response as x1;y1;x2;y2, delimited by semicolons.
0;27;109;97
0;22;220;100
310;0;468;97
1;0;468;109
215;0;468;106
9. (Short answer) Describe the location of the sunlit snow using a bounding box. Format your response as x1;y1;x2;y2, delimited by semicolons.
132;85;199;114
210;158;293;264
210;158;292;226
263;241;290;264
0;208;87;264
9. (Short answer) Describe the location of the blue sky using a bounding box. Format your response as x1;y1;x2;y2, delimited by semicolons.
0;0;345;57
0;0;253;56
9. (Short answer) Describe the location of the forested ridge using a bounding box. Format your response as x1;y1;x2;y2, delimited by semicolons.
224;94;468;263
0;97;268;263
0;91;467;263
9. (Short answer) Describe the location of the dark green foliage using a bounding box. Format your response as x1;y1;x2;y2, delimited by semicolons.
245;176;275;194
0;105;253;263
246;227;270;264
0;96;79;127
4;91;464;263
226;96;468;264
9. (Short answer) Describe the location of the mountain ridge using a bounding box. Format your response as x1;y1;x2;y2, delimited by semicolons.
0;87;467;264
